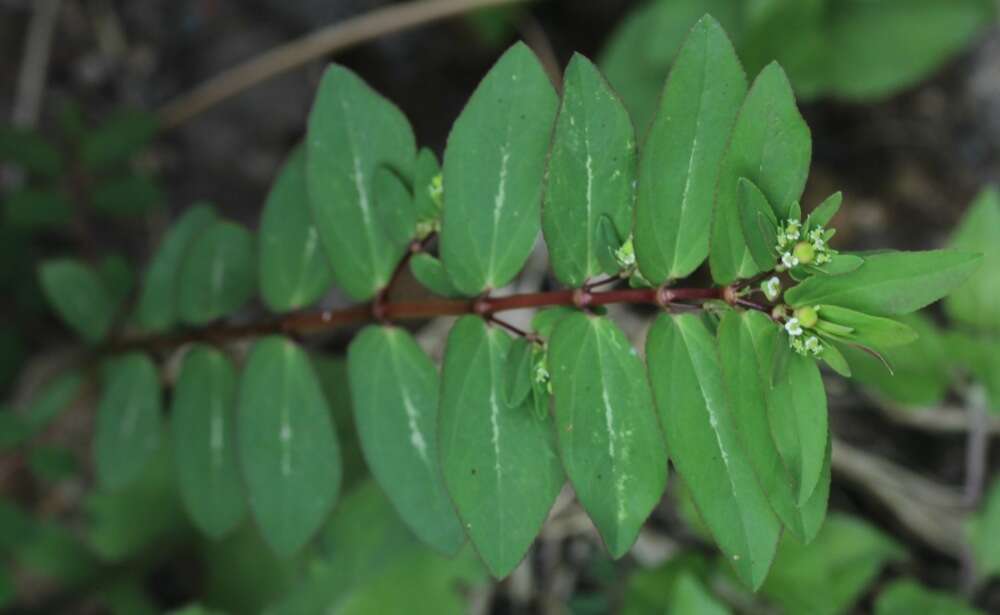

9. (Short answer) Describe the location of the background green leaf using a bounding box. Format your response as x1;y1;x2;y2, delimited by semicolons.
874;579;983;615
171;345;245;539
136;203;218;332
440;43;558;295
548;313;668;557
347;326;464;555
542;53;637;287
306;64;416;300
39;258;116;344
259;146;334;312
438;316;564;577
238;337;341;557
635;15;746;283
177;221;255;325
945;187;1000;331
94;354;162;490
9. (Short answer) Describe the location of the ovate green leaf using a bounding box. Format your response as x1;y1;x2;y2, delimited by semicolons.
817;304;918;350
94;354;162;489
762;513;906;615
945;187;1000;331
0;126;62;177
171;346;245;538
4;188;72;230
239;337;341;556
409;253;461;297
136;203;218;332
347;326;464;555
548;313;668;557
710;62;811;284
440;43;558;295
39;259;116;344
543;53;637;287
260;146;334;312
178;221;255;325
307;65;415;300
635;16;747;283
874;579;983;615
718;311;825;542
80;109;158;172
769;352;828;505
785;250;982;316
669;573;731;615
646;314;780;588
439;316;563;577
504;338;534;408
737;177;779;271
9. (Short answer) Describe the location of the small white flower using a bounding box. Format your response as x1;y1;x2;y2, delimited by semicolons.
791;337;806;354
804;336;822;355
762;276;781;302
785;220;801;240
809;227;824;241
812;237;825;251
785;317;803;337
781;252;800;268
776;231;788;248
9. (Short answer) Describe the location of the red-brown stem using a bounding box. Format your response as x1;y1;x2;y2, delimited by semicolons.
108;285;724;355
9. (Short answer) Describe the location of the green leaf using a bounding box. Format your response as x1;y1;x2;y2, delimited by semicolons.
718;311;826;543
438;316;564;577
91;173;164;217
620;553;712;615
28;445;78;483
967;476;1000;580
599;2;743;135
87;440;187;562
806;191;843;229
595;214;624;275
238;337;341;556
413;148;443;225
945;187;1000;331
136;203;218;331
548;313;668;557
875;579;983;615
39;259;116;344
645;314;780;588
542;53;637;287
3;188;73;230
762;513;906;615
409;253;461;297
171;346;245;538
826;0;995;101
737;177;779;271
259;147;334;312
373;166;417;248
532;307;577;339
94;354;162;489
635;16;747;283
817;305;918;349
80;109;158;172
808;253;864;276
24;370;84;435
820;342;852;377
347;326;465;555
99;254;134;306
307;64;416;300
710;62;811;284
769;352;828;505
177;221;256;325
785;250;982;316
504;338;534;408
440;43;558;295
669;573;730;615
0;126;62;177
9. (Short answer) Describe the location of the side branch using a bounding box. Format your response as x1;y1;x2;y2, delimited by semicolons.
109;286;723;354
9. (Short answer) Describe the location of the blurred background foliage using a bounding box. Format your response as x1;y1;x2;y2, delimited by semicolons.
2;0;1000;613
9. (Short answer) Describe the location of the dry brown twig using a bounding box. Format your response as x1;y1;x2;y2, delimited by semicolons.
157;0;540;129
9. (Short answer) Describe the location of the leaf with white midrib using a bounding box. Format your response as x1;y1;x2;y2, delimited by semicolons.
548;313;667;558
438;316;564;578
347;326;465;555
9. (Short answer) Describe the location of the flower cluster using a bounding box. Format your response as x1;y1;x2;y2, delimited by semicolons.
775;218;835;270
783;306;824;357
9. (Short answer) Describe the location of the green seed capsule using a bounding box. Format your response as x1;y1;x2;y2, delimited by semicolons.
795;305;819;328
793;241;815;265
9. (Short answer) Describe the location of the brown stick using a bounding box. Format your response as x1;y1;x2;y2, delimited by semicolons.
158;0;539;129
109;286;722;354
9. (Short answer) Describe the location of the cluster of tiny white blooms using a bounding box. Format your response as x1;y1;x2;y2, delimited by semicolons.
808;227;834;265
775;219;802;269
781;251;799;269
762;276;781;302
790;334;823;356
784;317;803;337
533;354;552;394
615;236;636;269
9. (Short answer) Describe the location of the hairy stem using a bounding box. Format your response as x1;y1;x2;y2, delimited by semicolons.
109;285;723;354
